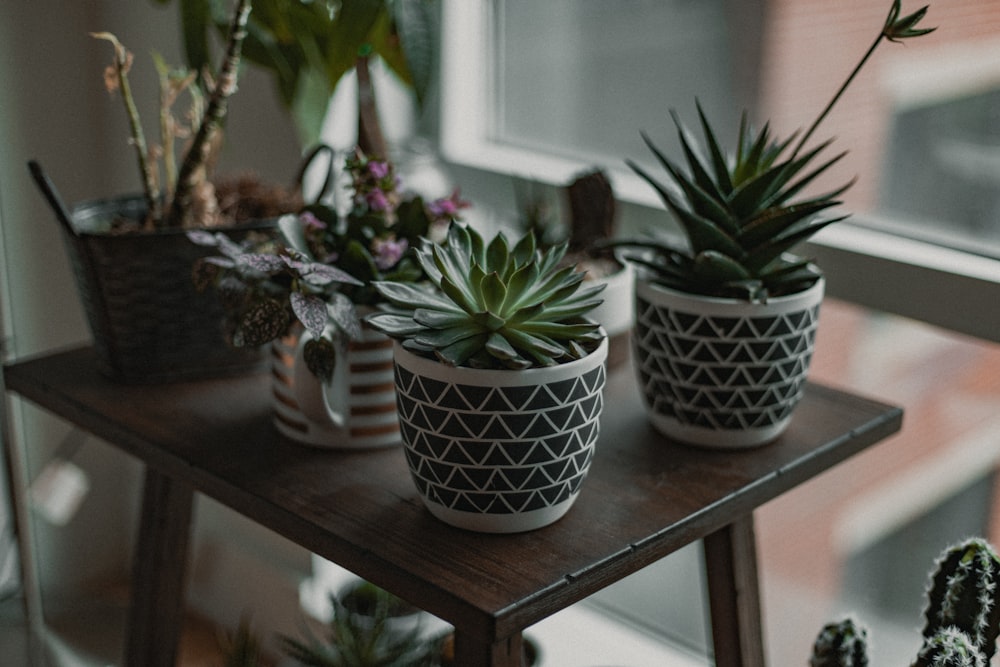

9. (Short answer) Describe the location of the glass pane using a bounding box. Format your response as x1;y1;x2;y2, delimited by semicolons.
759;299;1000;665
876;88;1000;258
756;1;1000;259
495;0;751;169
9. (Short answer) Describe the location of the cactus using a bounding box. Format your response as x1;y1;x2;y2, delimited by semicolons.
810;617;870;667
809;538;1000;667
921;538;1000;661
913;627;985;667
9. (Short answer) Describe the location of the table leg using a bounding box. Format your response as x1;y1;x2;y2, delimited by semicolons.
123;467;194;667
452;630;524;667
703;515;765;667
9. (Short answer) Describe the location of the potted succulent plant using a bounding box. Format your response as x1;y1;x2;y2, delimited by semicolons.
29;0;306;383
366;222;608;533
280;580;540;666
191;148;468;448
614;0;934;448
280;585;440;667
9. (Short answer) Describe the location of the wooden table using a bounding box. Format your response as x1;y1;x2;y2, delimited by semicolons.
3;346;902;667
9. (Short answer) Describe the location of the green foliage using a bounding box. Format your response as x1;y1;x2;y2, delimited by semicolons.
616;0;934;301
280;588;439;667
191;148;465;378
367;223;605;369
219;616;269;667
189;225;364;380
96;0;255;230
620;113;847;300
153;0;438;146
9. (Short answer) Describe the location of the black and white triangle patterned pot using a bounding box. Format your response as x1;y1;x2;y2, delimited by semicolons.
392;336;608;533
633;276;824;449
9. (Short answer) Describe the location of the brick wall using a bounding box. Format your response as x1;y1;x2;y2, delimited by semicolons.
758;0;1000;210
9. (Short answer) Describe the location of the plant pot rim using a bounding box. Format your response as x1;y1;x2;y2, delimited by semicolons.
71;193;280;238
635;272;825;313
391;332;609;386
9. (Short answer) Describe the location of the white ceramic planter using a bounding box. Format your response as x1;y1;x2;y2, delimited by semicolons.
586;262;634;369
392;336;609;533
586;262;634;340
632;277;824;448
271;325;401;449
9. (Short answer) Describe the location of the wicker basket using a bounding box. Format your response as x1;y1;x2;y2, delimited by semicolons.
61;195;274;383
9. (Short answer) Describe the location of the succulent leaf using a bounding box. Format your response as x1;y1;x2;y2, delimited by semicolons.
368;223;604;369
695;101;735;194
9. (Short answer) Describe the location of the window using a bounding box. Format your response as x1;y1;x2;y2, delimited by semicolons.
439;1;1000;665
441;0;1000;342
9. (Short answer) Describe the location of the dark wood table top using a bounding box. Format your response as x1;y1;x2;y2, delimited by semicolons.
4;346;902;642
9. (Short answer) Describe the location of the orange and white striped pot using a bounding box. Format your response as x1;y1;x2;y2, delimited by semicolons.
271;323;401;449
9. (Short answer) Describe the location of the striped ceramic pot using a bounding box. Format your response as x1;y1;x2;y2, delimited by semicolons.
271;324;401;449
392;336;608;533
632;276;824;449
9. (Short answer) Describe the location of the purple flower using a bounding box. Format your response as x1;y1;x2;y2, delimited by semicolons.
366;189;391;212
428;190;471;221
299;211;326;229
367;161;390;179
429;198;457;218
371;236;409;270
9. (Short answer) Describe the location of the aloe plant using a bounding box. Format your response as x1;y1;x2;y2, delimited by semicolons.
616;0;934;300
366;223;606;369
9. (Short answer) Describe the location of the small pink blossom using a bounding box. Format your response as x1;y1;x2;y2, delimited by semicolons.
366;189;391;212
367;160;390;179
429;190;471;221
299;211;326;229
371;236;409;270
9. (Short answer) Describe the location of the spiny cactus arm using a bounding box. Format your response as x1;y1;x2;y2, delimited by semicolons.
914;627;986;667
166;0;252;230
922;538;1000;662
809;617;870;667
91;32;161;225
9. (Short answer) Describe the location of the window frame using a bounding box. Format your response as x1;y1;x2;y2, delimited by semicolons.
439;0;1000;344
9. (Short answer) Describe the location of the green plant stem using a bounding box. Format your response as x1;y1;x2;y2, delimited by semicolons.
791;30;886;159
166;0;251;229
106;38;161;225
357;54;389;159
157;70;177;205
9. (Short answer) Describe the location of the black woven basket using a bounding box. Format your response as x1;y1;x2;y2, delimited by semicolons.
62;195;273;383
